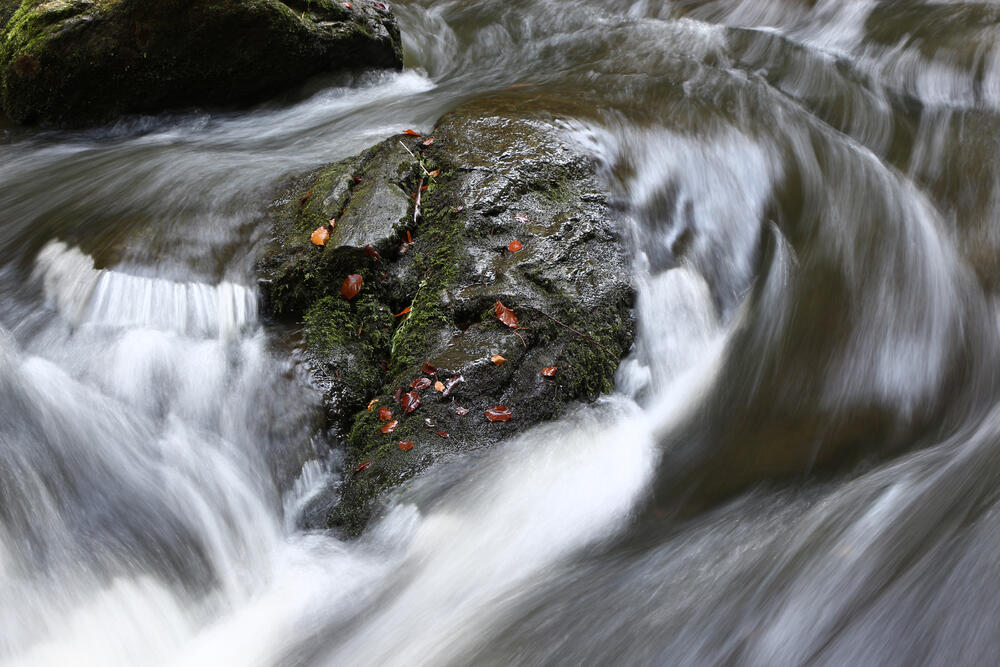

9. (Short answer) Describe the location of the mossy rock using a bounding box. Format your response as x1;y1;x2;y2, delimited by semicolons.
257;101;636;536
0;0;402;126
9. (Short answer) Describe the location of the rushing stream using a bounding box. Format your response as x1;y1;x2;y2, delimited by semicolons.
4;1;1000;664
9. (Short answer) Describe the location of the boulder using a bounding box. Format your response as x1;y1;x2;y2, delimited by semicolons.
259;99;635;536
0;0;402;126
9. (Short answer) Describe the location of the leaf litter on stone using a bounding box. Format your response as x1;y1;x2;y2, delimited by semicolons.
541;366;558;377
341;274;363;300
398;440;415;451
402;391;421;414
411;377;432;391
485;406;512;422
377;406;393;421
495;300;518;329
381;420;399;434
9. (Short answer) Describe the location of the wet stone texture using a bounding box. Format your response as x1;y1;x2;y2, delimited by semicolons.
258;101;636;536
0;0;402;126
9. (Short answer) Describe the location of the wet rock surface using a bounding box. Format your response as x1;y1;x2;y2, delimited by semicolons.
0;0;402;126
259;101;635;536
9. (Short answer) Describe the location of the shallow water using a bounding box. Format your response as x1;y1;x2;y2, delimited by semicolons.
4;1;1000;665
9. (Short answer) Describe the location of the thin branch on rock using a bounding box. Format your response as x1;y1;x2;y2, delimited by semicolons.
528;306;617;359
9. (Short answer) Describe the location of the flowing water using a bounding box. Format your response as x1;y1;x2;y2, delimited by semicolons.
3;1;1000;664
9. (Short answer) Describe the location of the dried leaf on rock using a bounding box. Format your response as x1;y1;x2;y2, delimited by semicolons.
427;169;440;178
402;129;421;136
367;399;379;411
490;355;506;366
422;138;436;148
363;245;382;262
411;377;432;391
433;381;445;392
377;406;393;421
442;375;464;398
421;362;437;374
341;274;363;300
354;460;371;473
436;430;449;438
381;419;399;434
398;440;415;451
541;366;558;377
494;300;519;329
485;406;512;422
311;225;330;246
393;387;403;403
402;391;421;414
507;240;523;252
455;406;470;416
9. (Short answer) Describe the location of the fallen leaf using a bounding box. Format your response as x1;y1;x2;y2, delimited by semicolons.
495;300;519;329
456;205;465;212
354;460;371;473
340;1;353;8
311;225;330;246
363;245;382;262
436;430;449;438
381;420;399;434
422;137;436;147
395;306;411;318
378;406;393;421
402;129;422;137
420;184;429;192
402;391;421;414
515;214;530;223
424;418;436;428
299;190;314;204
508;239;523;252
541;366;558;377
485;406;512;422
353;176;363;184
372;1;387;10
411;377;432;391
433;380;445;392
442;375;464;398
421;362;437;374
490;354;506;366
427;168;440;178
367;399;379;411
398;440;415;451
455;406;470;415
392;387;403;403
341;274;363;300
406;230;413;243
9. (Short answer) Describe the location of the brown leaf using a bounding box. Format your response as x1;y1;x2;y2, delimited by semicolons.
411;377;432;391
433;380;445;392
341;274;363;300
395;306;411;318
377;406;393;421
406;230;413;244
507;239;523;252
442;375;464;398
299;190;314;204
367;399;378;411
422;137;436;148
402;391;421;414
398;440;415;451
421;362;437;375
311;225;330;246
485;406;512;422
541;366;558;377
340;1;353;8
353;176;363;184
354;460;371;473
427;169;441;178
490;354;506;366
495;300;519;329
455;406;470;416
381;419;399;434
363;245;382;262
402;129;422;136
436;430;449;438
392;387;403;403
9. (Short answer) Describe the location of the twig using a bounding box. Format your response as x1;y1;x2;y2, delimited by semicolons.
528;306;617;359
414;177;423;224
397;140;434;181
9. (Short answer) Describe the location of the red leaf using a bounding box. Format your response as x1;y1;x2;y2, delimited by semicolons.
395;306;411;318
353;176;363;184
436;430;449;438
421;362;437;375
299;190;314;204
398;440;415;451
372;1;387;10
494;300;519;329
402;391;421;414
411;377;432;391
377;406;393;421
485;406;512;422
422;137;436;147
420;184;429;192
541;366;558;377
341;274;363;300
381;420;399;434
441;375;464;399
354;460;371;473
455;406;470;416
392;387;403;403
507;240;523;252
363;245;382;262
402;129;422;137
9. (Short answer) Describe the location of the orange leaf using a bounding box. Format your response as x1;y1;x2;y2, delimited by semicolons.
311;225;330;246
406;230;413;244
494;300;519;329
490;354;506;366
541;366;557;377
377;406;393;421
422;137;436;147
485;406;512;422
341;274;363;300
398;440;415;451
402;129;422;136
381;419;399;434
436;430;449;438
421;362;437;374
354;460;371;473
433;381;445;392
299;190;314;204
340;1;353;8
427;169;440;178
411;377;432;391
367;399;378;411
402;391;421;414
395;306;411;318
507;240;522;252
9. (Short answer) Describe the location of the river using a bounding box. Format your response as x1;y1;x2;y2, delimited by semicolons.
3;1;1000;665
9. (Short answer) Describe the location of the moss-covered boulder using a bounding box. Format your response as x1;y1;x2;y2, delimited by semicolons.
259;100;635;536
0;0;402;126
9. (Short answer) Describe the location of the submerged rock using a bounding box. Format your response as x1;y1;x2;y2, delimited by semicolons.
0;0;402;126
259;100;635;536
